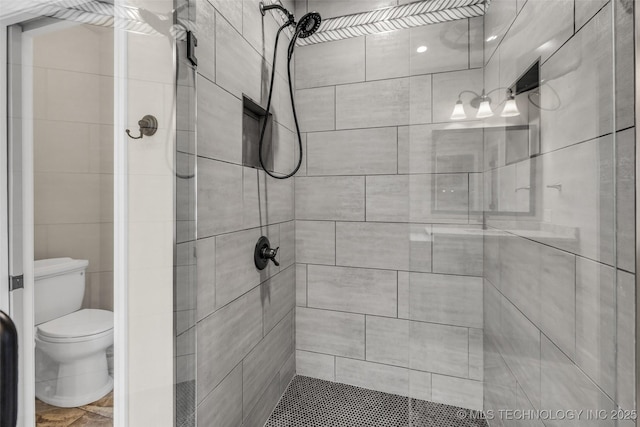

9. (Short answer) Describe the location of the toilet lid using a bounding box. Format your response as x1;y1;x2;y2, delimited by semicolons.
37;309;113;339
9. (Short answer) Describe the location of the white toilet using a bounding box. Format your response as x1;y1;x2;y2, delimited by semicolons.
34;258;114;408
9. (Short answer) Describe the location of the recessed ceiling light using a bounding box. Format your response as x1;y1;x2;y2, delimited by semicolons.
486;35;498;42
416;45;428;53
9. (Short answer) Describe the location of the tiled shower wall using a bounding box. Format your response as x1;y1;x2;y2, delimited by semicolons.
293;6;487;410
187;1;298;427
482;0;636;424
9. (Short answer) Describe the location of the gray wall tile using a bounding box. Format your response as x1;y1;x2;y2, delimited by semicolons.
296;87;335;132
296;307;365;359
616;271;636;411
409;370;432;401
295;220;335;265
197;158;243;237
483;0;517;62
307;265;397;317
295;177;365;221
366;30;410;81
295;263;307;306
498;0;573;88
197;77;242;164
432;375;483;411
241;373;281;427
499;294;541;408
366;316;410;367
432;225;483;276
215;225;279;309
336;222;427;271
242;314;294;417
215;14;263;101
408;273;483;328
409;20;469;75
295;37;365;89
336;78;410;129
296;350;335;381
576;257;615;399
409;321;469;377
540;4;613;153
469;328;483;381
307;127;398;176
366;175;469;223
262;266;296;334
335;357;410;397
197;363;242;427
541;335;616;426
409;74;433;125
197;287;263;401
279;221;295;269
398;124;484;174
197;237;216;320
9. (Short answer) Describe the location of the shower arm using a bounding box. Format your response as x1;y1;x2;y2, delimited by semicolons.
260;2;295;25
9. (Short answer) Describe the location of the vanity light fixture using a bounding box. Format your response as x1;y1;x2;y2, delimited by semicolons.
500;89;521;117
476;97;494;119
450;88;520;120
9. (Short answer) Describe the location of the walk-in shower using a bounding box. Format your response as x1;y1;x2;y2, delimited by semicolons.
258;2;321;179
1;0;638;426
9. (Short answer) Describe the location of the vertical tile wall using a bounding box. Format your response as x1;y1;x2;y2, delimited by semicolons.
293;4;486;410
483;1;636;425
190;1;297;426
32;25;114;311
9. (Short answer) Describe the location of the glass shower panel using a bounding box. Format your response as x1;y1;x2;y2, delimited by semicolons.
174;0;197;425
479;1;633;425
405;15;486;416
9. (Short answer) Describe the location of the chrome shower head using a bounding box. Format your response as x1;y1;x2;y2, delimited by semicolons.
296;12;321;38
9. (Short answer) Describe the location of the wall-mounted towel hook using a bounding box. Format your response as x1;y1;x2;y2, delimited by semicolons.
126;115;158;140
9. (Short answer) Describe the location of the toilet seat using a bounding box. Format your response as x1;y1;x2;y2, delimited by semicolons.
37;309;113;343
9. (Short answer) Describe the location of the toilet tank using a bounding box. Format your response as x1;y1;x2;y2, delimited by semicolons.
34;258;89;325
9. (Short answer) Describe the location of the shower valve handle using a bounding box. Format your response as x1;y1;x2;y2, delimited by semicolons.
262;246;280;267
254;236;279;270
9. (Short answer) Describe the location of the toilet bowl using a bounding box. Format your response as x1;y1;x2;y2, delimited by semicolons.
34;258;114;408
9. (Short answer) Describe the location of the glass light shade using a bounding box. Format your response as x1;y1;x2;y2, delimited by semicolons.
476;99;494;119
501;98;520;117
450;101;466;120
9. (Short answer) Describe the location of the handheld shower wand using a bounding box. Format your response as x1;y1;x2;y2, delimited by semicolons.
257;2;321;180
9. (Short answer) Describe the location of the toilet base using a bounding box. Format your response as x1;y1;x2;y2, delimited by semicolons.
35;341;114;408
36;374;113;408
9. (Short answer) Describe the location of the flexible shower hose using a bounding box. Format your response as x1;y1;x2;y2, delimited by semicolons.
258;22;304;180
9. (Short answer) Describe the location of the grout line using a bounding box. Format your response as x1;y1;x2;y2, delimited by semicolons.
298;305;478;330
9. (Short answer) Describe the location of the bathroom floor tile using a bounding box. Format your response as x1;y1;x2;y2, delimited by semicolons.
80;392;114;418
35;408;85;427
36;392;113;427
265;376;488;427
68;412;112;426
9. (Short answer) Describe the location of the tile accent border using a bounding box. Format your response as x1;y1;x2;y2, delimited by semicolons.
297;0;487;46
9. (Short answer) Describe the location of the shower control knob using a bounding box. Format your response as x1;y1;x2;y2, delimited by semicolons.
254;236;280;270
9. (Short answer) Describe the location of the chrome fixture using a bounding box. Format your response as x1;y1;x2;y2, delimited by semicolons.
254;236;280;270
450;88;520;120
126;115;158;140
